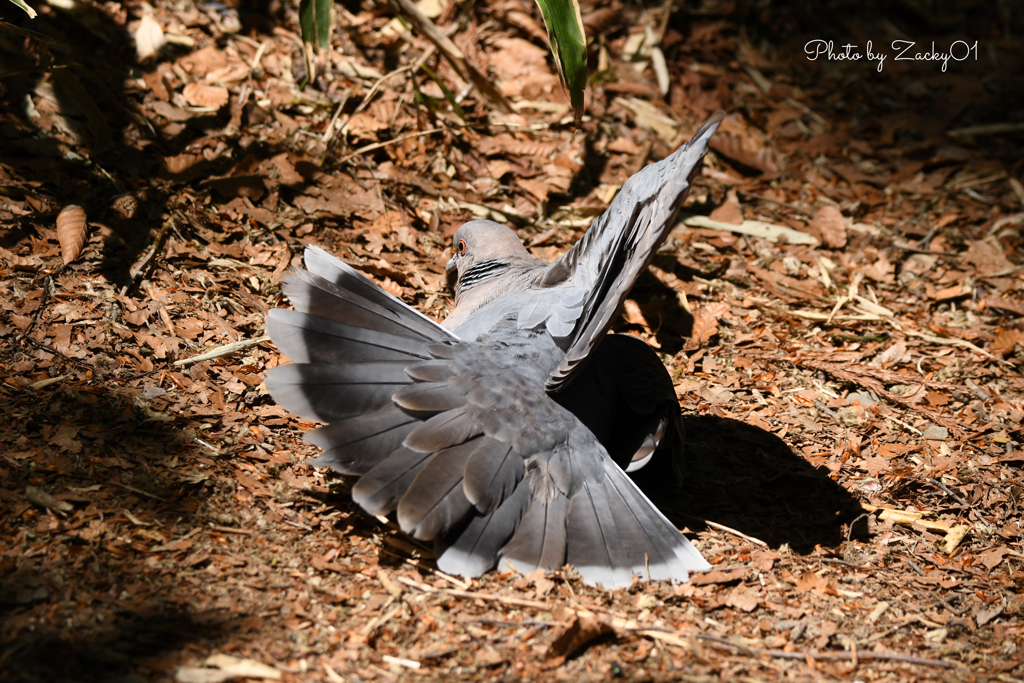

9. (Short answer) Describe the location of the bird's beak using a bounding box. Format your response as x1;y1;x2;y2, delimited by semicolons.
445;256;458;292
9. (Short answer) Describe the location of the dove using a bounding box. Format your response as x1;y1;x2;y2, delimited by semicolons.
265;111;724;587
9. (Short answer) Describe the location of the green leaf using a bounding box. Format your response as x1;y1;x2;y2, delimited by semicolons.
419;63;467;122
532;0;587;125
299;0;333;49
5;0;38;18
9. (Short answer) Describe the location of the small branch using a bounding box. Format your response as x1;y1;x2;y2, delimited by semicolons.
62;472;166;501
337;127;451;165
208;525;252;535
703;520;769;548
761;648;951;668
121;217;175;296
389;0;513;114
172;335;271;367
396;575;553;611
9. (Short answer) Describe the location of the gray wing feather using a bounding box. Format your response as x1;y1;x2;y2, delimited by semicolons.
436;482;530;577
397;440;478;539
266;309;430;364
351;446;434;516
263;362;410;422
463;437;522;514
403;408;480;453
499;485;569;574
301;246;456;340
544;112;724;392
306;404;418;475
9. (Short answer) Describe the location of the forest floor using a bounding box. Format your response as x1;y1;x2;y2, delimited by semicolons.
1;0;1023;681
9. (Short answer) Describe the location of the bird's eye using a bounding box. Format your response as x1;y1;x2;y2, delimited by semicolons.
457;239;466;255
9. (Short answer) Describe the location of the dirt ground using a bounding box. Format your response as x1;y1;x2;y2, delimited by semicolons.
1;0;1023;681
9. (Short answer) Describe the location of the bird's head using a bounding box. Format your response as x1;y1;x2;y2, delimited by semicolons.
445;219;531;294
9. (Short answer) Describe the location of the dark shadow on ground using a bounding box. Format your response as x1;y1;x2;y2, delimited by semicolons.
0;0;300;289
0;609;235;683
633;415;866;553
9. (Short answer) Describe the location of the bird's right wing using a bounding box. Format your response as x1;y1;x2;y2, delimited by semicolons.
542;112;724;393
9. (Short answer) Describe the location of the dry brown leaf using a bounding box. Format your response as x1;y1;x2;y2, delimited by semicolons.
979;546;1008;570
487;159;514;180
518;178;550;202
809;205;847;249
991;329;1024;356
378;277;404;299
345;111;390;142
606;137;641;155
0;245;41;270
862;253;895;283
708;189;743;225
861;455;890;478
163;154;203;174
962;239;1014;277
725;586;761;612
685;302;729;350
709;116;779;176
793;571;828;594
182;82;230;109
689;567;747;585
56;204;87;265
477;135;560;158
546;611;617;664
622;299;649;328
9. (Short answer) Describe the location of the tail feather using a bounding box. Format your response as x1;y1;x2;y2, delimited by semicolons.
599;463;710;577
403;408;480;453
351;446;435;516
564;477;637;588
463;437;522;514
305;405;419;475
393;381;467;412
436;482;530;577
283;269;448;343
397;440;478;539
264;362;411;423
267;309;433;364
297;246;454;340
499;490;569;574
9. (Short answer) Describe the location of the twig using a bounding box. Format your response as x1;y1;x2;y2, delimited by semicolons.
208;525;252;535
172;335;271;367
22;337;99;374
396;575;553;610
389;0;513;114
947;122;1024;137
892;242;960;257
121;217;175;296
761;649;951;668
821;557;861;568
928;478;969;506
703;520;769;548
337;127;452;165
321;87;352;143
662;632;950;668
61;472;166;501
904;557;925;575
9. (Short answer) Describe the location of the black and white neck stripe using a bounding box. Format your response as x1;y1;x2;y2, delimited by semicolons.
457;258;512;293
